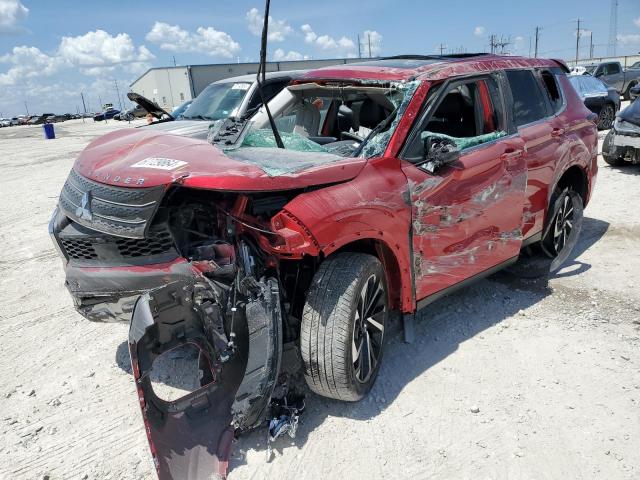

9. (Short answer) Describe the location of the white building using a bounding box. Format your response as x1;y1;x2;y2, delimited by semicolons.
129;58;370;111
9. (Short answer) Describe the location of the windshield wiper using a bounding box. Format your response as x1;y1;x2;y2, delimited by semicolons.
353;107;399;157
183;114;211;121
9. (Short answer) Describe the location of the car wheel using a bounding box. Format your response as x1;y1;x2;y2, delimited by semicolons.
597;104;615;130
624;82;636;101
507;188;583;278
602;131;630;166
301;253;388;401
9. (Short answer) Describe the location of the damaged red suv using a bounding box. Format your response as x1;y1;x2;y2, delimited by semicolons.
50;54;597;478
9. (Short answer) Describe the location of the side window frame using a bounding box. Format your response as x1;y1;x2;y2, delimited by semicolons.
535;68;566;117
505;68;552;128
400;73;509;162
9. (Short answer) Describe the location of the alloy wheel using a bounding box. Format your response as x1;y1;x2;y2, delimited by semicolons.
352;274;386;383
551;194;574;254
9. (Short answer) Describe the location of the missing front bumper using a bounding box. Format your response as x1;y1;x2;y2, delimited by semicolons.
129;275;283;480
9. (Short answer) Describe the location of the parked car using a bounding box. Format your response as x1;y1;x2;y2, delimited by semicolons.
115;104;147;121
602;97;640;166
580;61;640;100
568;75;620;129
50;54;597;476
171;99;193;119
93;109;120;122
130;70;305;139
0;118;10;127
28;114;54;125
46;115;66;123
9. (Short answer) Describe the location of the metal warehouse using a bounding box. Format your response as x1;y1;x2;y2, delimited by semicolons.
129;58;369;111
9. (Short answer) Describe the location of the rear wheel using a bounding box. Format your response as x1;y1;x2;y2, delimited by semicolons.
300;253;388;401
508;188;583;277
624;82;637;101
597;104;615;130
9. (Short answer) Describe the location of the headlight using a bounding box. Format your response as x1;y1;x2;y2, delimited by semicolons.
614;118;640;135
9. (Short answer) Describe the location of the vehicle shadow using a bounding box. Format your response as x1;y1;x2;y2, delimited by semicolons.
112;217;609;474
229;216;609;471
602;163;640;176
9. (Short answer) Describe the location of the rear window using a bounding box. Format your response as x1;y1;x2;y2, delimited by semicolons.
540;70;563;114
506;70;549;127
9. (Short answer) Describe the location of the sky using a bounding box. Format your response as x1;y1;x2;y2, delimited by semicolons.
0;0;639;117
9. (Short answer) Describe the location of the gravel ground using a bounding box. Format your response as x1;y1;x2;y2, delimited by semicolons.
0;115;639;480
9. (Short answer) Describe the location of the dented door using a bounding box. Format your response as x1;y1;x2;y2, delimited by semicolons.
403;135;527;301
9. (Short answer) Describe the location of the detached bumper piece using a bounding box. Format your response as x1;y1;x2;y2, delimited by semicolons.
129;274;283;480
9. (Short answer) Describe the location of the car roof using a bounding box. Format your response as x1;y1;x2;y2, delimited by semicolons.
298;54;568;83
212;69;308;85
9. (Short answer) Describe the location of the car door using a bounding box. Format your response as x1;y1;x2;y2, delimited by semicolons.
400;75;527;302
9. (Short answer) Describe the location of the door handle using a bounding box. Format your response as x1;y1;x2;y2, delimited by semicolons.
500;149;524;161
551;128;565;137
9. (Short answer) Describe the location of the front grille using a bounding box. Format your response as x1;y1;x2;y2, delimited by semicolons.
60;238;98;260
58;169;165;239
114;230;174;257
60;230;175;261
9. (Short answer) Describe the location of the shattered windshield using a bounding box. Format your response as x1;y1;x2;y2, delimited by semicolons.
182;82;251;121
247;80;420;159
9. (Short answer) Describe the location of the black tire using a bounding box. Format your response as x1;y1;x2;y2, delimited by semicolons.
301;253;388;401
602;131;629;167
597;104;615;130
624;82;636;101
508;188;583;278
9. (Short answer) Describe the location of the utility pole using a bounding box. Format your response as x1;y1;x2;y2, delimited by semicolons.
357;34;361;58
608;0;618;56
439;43;447;55
80;92;87;122
534;26;540;58
368;33;372;58
575;19;582;64
24;101;29;116
589;32;594;59
98;96;103;110
173;55;177;67
114;80;122;111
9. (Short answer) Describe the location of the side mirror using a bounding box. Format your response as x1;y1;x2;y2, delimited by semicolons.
420;135;460;173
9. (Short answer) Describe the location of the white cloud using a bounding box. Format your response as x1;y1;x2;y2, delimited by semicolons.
0;0;28;33
246;7;292;42
58;30;154;75
634;17;640;28
301;24;317;43
299;24;373;57
362;30;382;56
474;26;485;36
0;46;60;86
617;33;640;45
273;48;308;61
146;22;240;58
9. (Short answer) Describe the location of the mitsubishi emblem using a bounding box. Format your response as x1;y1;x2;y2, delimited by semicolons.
76;191;93;221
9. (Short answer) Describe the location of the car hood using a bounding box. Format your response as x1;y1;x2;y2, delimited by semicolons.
74;128;366;191
618;98;640;127
144;119;212;140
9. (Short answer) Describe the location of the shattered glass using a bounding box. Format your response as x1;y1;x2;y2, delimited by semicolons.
240;129;329;152
420;130;508;151
359;80;421;158
226;147;344;177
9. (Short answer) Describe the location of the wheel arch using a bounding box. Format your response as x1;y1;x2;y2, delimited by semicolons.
326;236;410;313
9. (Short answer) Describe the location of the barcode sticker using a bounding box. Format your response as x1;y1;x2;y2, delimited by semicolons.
131;158;188;170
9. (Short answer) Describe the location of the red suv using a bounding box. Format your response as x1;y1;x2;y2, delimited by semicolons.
50;54;597;478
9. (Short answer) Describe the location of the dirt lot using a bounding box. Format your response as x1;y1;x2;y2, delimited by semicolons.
1;116;639;480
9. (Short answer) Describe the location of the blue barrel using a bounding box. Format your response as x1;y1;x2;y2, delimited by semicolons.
42;123;55;139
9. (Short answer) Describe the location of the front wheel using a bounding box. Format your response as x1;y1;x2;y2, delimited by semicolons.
301;253;388;401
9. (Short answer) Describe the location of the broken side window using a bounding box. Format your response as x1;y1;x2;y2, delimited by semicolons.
505;69;549;127
403;76;507;161
540;70;564;114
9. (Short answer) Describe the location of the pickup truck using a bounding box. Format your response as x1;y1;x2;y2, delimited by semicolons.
581;61;640;100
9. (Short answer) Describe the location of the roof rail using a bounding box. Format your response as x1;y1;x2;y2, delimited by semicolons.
381;53;491;61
